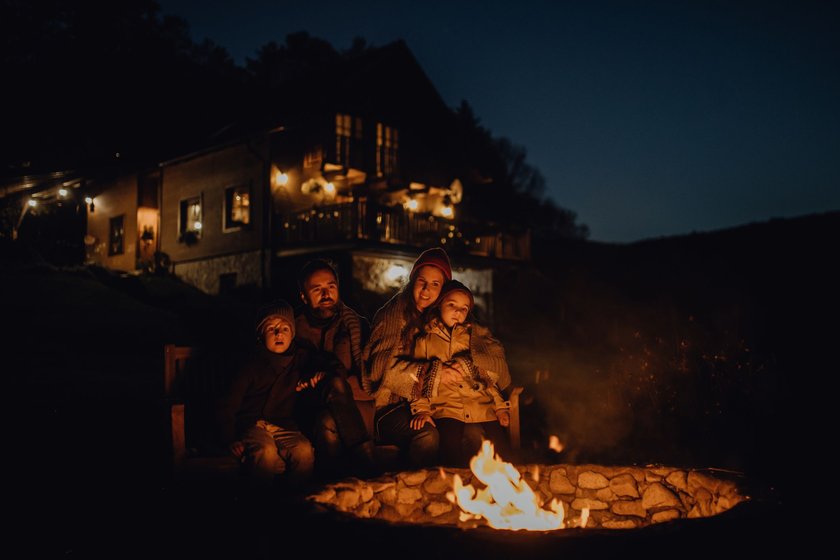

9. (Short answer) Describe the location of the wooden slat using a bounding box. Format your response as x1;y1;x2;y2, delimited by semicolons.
171;403;187;468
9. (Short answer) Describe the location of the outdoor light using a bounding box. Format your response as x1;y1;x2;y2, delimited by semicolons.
276;170;289;186
324;182;336;196
58;188;68;197
385;263;408;285
194;221;202;230
27;199;37;207
405;198;419;211
441;205;454;218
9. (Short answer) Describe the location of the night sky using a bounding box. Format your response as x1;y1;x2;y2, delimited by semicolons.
158;0;839;242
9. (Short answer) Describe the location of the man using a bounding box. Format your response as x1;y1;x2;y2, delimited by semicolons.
295;258;376;475
296;259;370;395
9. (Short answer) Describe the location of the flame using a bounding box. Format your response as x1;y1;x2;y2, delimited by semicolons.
549;435;564;453
451;440;565;531
580;507;590;528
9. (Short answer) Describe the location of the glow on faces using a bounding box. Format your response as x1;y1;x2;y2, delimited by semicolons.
302;268;339;317
412;265;445;311
262;318;293;353
440;290;471;328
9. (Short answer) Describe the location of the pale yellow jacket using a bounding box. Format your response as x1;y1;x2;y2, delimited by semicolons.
410;319;509;423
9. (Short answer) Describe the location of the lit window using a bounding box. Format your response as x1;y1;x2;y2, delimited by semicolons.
179;196;202;240
108;215;125;256
336;113;362;166
376;123;399;176
225;186;250;230
336;113;352;166
304;146;323;169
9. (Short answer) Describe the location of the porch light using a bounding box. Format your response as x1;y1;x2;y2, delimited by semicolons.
385;263;408;285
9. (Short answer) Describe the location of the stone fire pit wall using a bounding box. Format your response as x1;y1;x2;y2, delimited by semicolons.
308;464;747;529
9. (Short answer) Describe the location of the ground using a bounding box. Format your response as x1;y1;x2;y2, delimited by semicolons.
3;213;835;557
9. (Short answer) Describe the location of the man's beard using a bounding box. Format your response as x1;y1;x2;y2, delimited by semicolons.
312;299;337;318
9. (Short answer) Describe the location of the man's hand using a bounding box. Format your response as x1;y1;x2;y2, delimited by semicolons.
296;372;326;391
410;413;436;430
230;441;246;459
496;409;511;427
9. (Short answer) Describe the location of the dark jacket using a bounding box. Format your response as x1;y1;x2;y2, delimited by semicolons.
295;301;370;382
220;340;343;443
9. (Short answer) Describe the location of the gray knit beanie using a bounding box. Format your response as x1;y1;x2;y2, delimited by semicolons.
255;299;296;338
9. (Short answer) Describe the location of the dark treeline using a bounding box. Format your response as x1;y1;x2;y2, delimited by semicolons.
1;0;587;239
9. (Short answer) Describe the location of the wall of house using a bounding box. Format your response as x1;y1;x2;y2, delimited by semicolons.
350;250;494;324
85;174;138;271
161;142;267;291
173;249;264;295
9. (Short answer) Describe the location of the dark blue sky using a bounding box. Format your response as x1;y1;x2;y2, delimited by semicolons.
158;0;839;242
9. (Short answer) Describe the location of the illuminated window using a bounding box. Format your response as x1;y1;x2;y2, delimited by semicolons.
108;215;125;256
179;196;202;239
304;146;323;169
335;113;362;166
376;123;399;176
224;185;250;230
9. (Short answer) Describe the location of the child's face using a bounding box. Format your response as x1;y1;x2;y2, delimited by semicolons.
440;291;471;328
261;317;293;353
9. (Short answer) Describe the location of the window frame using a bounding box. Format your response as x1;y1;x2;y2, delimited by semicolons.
108;214;125;256
223;184;252;232
178;194;203;242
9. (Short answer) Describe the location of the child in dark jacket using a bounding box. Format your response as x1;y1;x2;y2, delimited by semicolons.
222;299;375;485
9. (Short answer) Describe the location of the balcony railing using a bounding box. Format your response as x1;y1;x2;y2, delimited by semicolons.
277;198;529;260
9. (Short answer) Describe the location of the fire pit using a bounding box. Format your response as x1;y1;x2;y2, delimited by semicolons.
308;442;747;531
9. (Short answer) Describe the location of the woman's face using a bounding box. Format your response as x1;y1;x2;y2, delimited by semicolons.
412;265;445;311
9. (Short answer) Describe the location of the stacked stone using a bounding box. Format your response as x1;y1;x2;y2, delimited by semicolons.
308;464;746;529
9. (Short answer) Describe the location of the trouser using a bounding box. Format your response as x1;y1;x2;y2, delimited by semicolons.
437;418;511;467
297;374;374;474
241;420;314;485
375;401;440;467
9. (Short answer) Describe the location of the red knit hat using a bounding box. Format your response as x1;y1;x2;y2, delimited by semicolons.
410;247;452;282
438;280;474;311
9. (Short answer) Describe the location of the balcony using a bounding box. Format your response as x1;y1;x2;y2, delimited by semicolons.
277;198;529;260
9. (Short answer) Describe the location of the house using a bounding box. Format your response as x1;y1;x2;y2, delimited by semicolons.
3;41;530;321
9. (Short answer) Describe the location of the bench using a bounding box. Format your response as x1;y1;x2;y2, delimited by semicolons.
164;344;523;476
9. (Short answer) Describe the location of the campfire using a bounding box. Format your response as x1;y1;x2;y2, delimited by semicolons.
449;440;573;530
308;441;747;531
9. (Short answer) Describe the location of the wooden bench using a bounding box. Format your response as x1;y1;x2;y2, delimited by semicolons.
164;344;523;476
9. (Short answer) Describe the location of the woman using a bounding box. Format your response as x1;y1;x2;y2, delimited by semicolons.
362;248;511;466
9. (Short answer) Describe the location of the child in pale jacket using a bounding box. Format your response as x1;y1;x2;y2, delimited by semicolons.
409;280;511;466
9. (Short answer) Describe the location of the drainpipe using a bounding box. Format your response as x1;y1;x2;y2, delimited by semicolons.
157;166;164;257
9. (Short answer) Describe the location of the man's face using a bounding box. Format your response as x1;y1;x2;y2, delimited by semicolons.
301;268;339;317
262;318;293;353
440;290;471;328
412;265;445;311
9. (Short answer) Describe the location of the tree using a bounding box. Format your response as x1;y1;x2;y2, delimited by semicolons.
453;101;588;239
